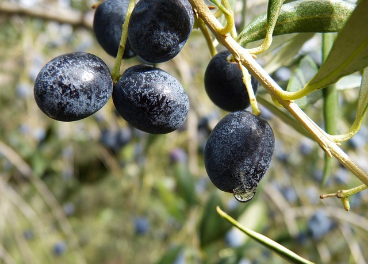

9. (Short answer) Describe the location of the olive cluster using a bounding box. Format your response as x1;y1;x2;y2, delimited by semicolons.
33;0;275;202
34;0;193;134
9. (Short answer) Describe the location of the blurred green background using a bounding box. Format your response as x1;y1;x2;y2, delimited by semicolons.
0;0;367;263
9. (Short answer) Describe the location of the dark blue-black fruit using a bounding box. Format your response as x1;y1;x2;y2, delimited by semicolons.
128;0;194;63
113;65;190;134
204;50;259;112
93;0;135;58
134;217;150;235
204;110;275;202
34;52;113;122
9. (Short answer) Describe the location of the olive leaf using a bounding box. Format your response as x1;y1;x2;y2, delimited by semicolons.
356;68;368;122
217;207;316;264
237;0;355;46
287;56;319;108
305;0;368;91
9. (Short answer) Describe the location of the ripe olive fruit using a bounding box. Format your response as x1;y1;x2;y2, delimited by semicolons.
128;0;194;63
204;50;259;112
204;110;275;202
34;52;113;122
113;65;190;134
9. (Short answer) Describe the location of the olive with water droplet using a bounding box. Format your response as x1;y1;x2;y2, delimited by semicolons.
204;110;275;202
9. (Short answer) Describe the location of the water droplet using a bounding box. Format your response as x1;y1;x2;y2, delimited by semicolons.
233;185;257;202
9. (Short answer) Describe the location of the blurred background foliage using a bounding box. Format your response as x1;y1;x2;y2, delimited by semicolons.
0;0;367;263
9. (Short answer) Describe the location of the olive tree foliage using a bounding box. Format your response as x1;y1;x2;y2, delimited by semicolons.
0;0;368;264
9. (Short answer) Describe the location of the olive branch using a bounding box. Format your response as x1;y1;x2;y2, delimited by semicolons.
188;0;368;209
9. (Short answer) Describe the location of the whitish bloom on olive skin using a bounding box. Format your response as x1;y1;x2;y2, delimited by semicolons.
34;52;113;122
204;110;275;202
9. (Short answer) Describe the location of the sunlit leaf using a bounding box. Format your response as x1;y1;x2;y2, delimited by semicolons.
217;207;316;264
237;0;355;46
336;74;362;90
287;55;319;108
305;0;368;90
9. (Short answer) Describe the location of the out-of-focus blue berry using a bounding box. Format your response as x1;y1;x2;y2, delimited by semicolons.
305;186;320;204
33;127;46;142
259;105;273;120
53;241;67;256
274;67;292;82
16;83;32;98
225;229;244;247
134;217;150;235
299;140;314;156
173;251;186;264
334;168;350;184
62;202;75;216
282;187;298;203
348;133;366;149
308;210;333;240
169;148;188;164
115;128;132;150
23;230;35;240
100;128;132;153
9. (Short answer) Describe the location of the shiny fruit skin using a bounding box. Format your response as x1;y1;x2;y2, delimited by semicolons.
113;65;190;134
34;52;113;122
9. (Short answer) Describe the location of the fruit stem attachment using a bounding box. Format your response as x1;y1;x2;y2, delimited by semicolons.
111;0;135;84
92;0;104;9
188;0;368;188
320;184;368;211
209;0;236;37
237;61;261;115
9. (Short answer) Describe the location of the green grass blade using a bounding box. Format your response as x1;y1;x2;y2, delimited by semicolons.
216;207;316;264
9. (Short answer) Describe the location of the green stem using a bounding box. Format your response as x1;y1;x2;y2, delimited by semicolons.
247;0;284;55
111;0;135;83
320;184;368;211
237;61;260;115
209;0;234;36
216;206;316;264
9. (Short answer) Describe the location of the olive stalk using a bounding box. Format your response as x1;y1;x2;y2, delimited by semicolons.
111;0;135;83
188;0;368;187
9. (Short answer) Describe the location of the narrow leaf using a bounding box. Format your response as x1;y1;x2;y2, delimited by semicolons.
286;55;319;108
321;33;338;186
237;0;355;46
217;207;316;264
305;0;368;90
356;68;368;119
